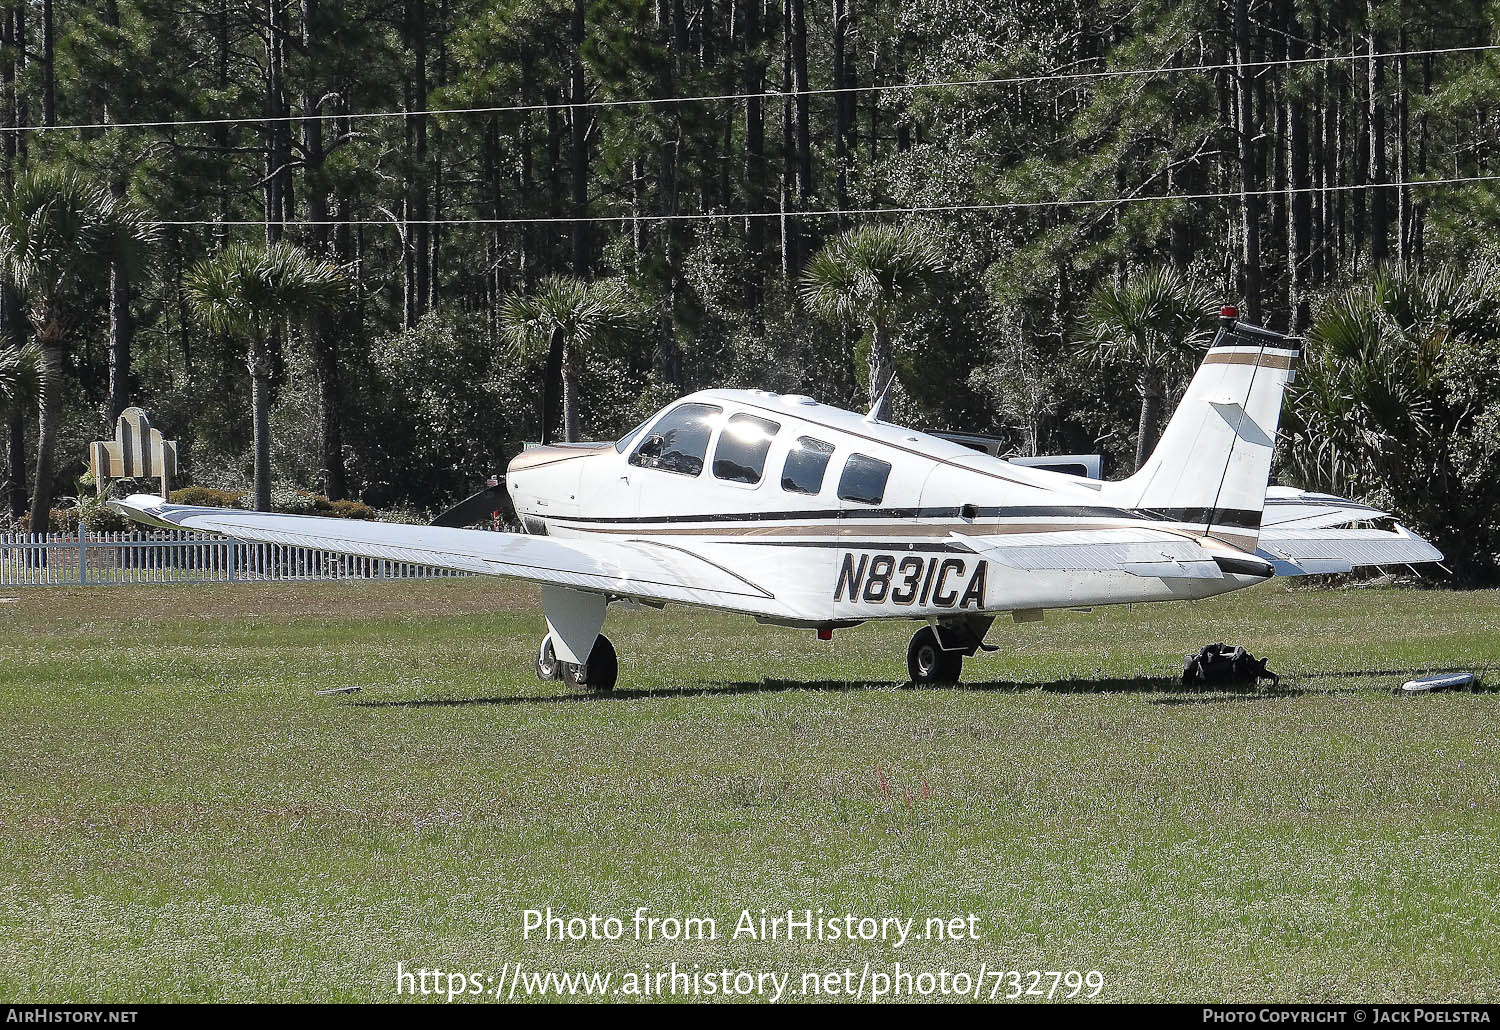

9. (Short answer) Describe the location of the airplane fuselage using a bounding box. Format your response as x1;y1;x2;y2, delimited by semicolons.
506;389;1273;628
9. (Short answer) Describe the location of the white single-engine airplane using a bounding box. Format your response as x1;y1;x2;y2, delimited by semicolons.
115;308;1441;690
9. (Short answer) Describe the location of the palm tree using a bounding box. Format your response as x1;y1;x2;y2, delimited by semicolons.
499;276;636;443
1075;266;1218;470
799;221;945;420
186;241;346;512
0;169;156;535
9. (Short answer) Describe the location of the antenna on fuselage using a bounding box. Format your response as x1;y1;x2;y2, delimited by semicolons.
864;371;898;423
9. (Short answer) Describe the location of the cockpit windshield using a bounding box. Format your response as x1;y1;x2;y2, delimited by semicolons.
614;416;653;454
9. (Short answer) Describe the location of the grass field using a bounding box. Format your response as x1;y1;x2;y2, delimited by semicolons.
1;578;1498;1003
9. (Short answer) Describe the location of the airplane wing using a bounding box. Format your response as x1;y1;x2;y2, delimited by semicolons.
109;493;800;619
959;528;1237;579
1256;487;1444;575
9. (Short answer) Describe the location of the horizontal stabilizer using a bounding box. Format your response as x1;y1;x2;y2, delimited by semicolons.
1257;527;1443;574
1257;487;1444;576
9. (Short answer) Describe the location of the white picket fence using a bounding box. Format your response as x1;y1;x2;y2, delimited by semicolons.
0;530;469;586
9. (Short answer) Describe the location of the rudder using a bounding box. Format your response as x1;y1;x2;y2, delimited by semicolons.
1101;309;1302;551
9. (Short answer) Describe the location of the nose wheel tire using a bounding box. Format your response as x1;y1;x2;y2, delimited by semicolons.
560;634;619;692
536;636;561;681
907;626;963;685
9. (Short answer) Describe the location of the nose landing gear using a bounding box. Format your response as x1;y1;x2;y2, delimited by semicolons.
906;616;995;686
537;633;618;691
906;626;963;685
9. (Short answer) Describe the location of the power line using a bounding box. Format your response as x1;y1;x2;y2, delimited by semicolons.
146;172;1500;228
5;42;1496;135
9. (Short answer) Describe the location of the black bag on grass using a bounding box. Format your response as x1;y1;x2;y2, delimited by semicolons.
1182;643;1279;687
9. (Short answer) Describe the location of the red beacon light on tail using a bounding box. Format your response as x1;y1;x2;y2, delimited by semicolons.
1220;304;1239;325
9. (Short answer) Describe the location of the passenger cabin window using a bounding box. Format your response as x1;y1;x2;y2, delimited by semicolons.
629;402;722;477
712;413;780;485
781;437;835;495
837;453;892;505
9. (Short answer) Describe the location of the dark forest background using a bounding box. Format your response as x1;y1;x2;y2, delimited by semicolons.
1;0;1499;579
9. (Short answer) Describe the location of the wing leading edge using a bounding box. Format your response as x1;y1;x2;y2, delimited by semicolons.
110;493;802;620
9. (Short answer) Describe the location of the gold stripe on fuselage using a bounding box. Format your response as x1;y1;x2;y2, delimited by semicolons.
544;516;1261;555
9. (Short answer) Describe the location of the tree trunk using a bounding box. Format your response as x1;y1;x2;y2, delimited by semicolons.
1367;0;1388;266
406;0;430;323
1352;44;1368;267
1233;0;1261;322
517;61;538;287
1285;5;1311;332
103;0;131;425
569;0;591;273
1135;370;1165;472
3;4;27;519
106;262;132;423
831;0;852;212
742;0;764;308
541;325;563;444
561;340;580;443
28;340;61;534
11;0;25;168
302;0;346;499
654;0;683;387
1396;27;1411;263
5;398;21;519
39;0;53;127
214;0;230;250
314;343;345;499
867;319;894;419
249;334;273;512
263;0;289;243
789;0;811;266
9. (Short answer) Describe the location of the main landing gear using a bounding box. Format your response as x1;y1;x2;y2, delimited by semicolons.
537;633;619;691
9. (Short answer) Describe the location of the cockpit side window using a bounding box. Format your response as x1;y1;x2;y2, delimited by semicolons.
629;402;723;476
780;437;835;495
837;453;892;505
712;414;780;485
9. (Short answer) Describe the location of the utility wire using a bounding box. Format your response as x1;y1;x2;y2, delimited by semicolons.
146;172;1500;228
4;42;1496;135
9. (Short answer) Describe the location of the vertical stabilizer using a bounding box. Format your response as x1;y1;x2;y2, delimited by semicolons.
1100;310;1302;551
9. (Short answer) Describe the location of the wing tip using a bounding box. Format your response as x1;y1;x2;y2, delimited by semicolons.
109;493;178;530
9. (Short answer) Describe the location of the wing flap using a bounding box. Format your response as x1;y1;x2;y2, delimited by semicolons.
110;494;801;618
960;528;1224;578
1122;560;1224;580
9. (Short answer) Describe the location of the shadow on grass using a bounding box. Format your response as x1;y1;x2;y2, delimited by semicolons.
350;674;1322;709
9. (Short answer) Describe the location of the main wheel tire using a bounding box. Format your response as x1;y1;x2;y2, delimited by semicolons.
907;626;963;685
561;635;619;692
536;636;560;681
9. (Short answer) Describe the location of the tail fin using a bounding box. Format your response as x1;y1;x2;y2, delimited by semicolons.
1101;311;1302;551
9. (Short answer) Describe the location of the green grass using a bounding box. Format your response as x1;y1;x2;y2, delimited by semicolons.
1;579;1498;1002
